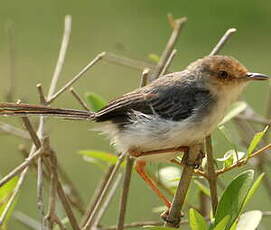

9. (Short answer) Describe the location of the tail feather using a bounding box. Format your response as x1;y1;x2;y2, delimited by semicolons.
0;103;95;120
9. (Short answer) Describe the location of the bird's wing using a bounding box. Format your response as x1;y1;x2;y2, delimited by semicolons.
95;82;212;124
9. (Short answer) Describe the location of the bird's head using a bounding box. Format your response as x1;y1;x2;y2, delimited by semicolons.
186;55;269;88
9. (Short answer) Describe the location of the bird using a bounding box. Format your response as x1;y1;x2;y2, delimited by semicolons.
0;55;269;208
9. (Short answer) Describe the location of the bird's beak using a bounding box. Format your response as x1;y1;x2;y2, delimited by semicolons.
246;72;270;81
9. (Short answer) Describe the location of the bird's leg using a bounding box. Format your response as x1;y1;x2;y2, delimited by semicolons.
135;160;171;208
130;146;189;158
180;149;205;169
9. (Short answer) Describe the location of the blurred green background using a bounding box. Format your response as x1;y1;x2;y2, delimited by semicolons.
0;0;271;229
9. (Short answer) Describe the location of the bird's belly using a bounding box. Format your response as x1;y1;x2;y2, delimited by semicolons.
113;117;213;161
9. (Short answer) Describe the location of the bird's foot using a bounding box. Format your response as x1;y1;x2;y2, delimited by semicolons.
181;149;205;169
160;208;184;227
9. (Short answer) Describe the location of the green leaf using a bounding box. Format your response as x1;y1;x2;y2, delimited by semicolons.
148;53;160;63
236;210;262;230
144;226;176;230
214;170;254;230
213;215;230;230
242;173;264;208
194;180;210;197
0;176;19;227
78;150;119;167
85;92;107;112
219;101;247;126
247;126;269;157
189;208;208;230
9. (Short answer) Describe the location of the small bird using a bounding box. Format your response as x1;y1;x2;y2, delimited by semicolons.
0;55;269;208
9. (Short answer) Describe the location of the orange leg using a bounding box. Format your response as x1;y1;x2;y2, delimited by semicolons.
130;146;189;158
135;160;171;208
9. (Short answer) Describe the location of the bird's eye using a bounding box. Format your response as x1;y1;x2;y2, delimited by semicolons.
218;71;229;79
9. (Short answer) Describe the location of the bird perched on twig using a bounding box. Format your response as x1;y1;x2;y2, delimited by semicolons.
0;55;269;208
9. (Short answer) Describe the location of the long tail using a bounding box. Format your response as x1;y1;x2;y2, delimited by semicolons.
0;103;95;120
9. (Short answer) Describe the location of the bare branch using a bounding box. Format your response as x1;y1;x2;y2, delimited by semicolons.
159;49;177;77
117;156;134;230
0;147;43;187
205;136;218;212
47;52;106;104
164;144;201;228
82;153;126;230
70;87;90;111
14;211;40;230
150;17;187;81
209;28;237;56
103;52;154;70
217;143;271;175
0;122;30;139
36;83;47;105
48;15;72;98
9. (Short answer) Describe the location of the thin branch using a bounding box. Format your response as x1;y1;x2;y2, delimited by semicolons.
22;117;41;148
47;52;106;104
0;148;43;187
82;153;126;230
80;165;114;227
0;166;30;225
92;173;123;228
139;69;150;87
46;150;80;230
36;83;47;105
164;144;201;228
70;87;90;111
14;211;40;230
5;20;16;102
0;122;30;139
117;156;134;230
103;52;154;71
48;15;72;98
159;49;177;77
150;16;187;81
209;28;237;56
205;136;218;213
216;143;271;175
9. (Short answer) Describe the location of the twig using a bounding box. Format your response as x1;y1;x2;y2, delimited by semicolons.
117;156;134;230
80;165;115;227
36;83;47;105
48;15;72;98
139;69;150;87
37;156;46;229
209;28;237;56
164;144;201;228
47;150;80;230
14;211;40;230
47;52;106;104
5;20;16;102
150;16;187;81
22;117;41;148
0;147;43;187
159;49;177;77
103;52;154;71
216;143;271;175
92;173;123;229
82;153;126;230
205;136;218;213
0;166;29;225
0;122;30;139
70;87;90;111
